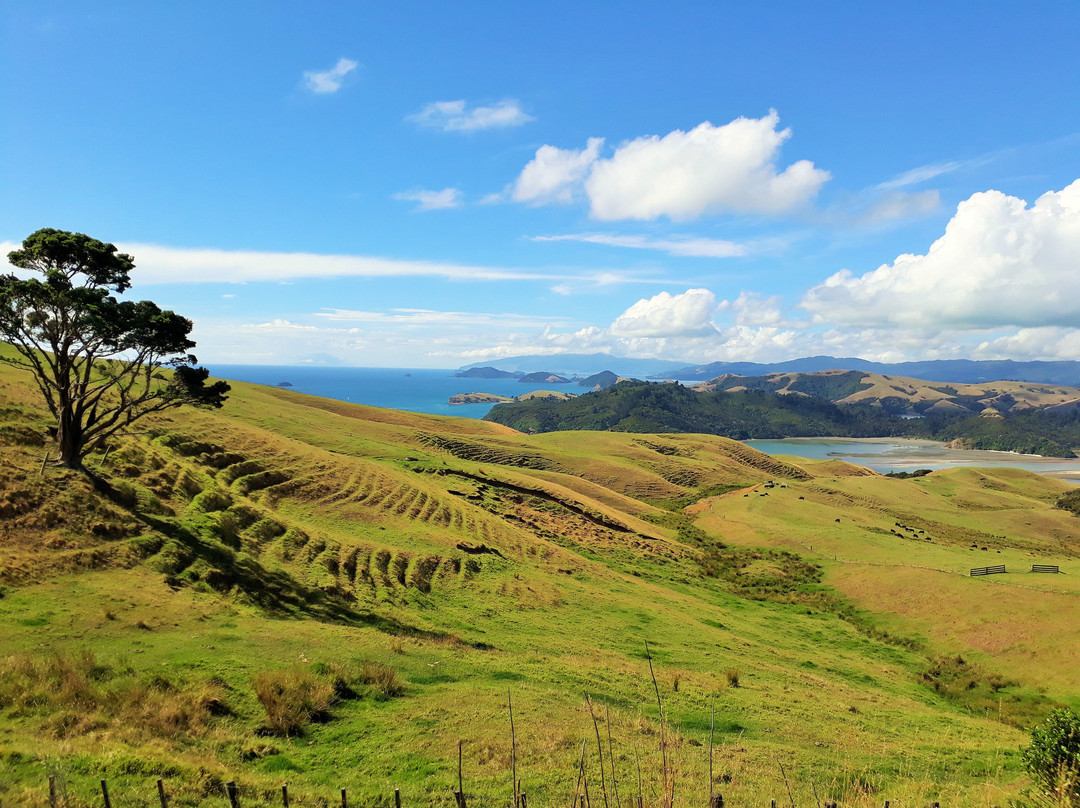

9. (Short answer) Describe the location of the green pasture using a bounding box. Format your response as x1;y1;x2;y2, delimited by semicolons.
0;360;1074;806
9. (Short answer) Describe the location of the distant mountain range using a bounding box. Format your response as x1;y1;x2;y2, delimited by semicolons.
668;356;1080;385
459;354;1080;386
693;369;1080;415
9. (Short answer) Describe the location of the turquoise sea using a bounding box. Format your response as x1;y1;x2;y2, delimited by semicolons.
206;364;576;419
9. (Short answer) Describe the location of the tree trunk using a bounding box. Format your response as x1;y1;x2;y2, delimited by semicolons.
56;407;84;469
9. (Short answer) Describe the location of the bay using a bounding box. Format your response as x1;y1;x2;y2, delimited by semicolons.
745;437;1080;482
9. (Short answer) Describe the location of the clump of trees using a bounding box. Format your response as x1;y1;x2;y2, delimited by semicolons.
0;228;229;469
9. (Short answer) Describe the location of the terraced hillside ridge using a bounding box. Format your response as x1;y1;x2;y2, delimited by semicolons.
1;352;1079;807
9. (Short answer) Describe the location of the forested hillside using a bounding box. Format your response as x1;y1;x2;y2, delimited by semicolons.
484;381;1080;457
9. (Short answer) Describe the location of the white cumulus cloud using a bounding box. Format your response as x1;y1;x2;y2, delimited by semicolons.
975;327;1080;360
586;112;829;221
408;99;533;132
512;138;604;204
393;187;463;211
610;289;720;338
718;292;787;327
302;58;359;94
506;113;828;221
801;179;1080;329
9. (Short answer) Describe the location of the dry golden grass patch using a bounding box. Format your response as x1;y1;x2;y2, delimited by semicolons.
830;564;1080;692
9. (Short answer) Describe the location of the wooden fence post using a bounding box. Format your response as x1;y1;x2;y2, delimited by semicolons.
281;784;289;807
100;780;113;808
456;738;467;808
226;780;240;808
394;787;401;808
48;775;57;808
157;779;168;808
341;787;348;808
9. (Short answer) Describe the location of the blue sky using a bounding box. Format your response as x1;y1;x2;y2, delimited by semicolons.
3;1;1080;367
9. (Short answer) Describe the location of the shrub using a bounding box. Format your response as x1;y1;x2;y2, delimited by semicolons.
1021;708;1080;807
725;668;740;688
360;662;404;698
252;669;336;736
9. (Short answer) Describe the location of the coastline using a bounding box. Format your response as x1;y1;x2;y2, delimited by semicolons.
743;436;1080;482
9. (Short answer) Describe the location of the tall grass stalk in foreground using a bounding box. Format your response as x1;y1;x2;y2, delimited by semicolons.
586;693;611;808
510;689;519;808
645;640;673;808
710;695;716;808
607;703;622;808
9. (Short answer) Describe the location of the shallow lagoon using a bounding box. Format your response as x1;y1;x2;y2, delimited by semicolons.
745;437;1080;482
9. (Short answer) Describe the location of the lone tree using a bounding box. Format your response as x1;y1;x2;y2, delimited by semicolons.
0;228;229;469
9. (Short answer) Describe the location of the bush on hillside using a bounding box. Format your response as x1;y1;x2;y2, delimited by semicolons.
1021;707;1080;807
1056;489;1080;517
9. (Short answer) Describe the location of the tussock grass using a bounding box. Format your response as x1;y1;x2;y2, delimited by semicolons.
252;668;337;736
253;660;405;735
0;650;230;740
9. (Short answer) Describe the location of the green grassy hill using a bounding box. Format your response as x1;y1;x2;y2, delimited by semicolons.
1;357;1078;807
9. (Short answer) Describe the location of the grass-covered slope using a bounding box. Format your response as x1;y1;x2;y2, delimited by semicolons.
1;358;1079;807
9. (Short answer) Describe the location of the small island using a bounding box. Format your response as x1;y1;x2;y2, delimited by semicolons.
448;392;516;405
449;390;577;405
519;371;572;384
453;367;521;379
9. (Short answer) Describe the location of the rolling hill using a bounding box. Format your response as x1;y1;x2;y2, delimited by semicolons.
1;351;1079;806
694;369;1080;415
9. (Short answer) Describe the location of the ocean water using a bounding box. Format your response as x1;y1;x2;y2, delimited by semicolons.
207;364;578;419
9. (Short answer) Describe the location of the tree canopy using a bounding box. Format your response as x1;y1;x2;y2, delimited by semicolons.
1;228;229;469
